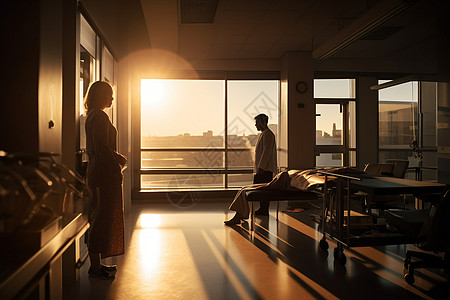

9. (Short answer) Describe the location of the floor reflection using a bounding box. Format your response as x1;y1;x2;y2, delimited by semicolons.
67;202;449;300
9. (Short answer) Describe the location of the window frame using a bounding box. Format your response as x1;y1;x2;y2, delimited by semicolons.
314;78;357;168
135;74;280;191
377;80;438;181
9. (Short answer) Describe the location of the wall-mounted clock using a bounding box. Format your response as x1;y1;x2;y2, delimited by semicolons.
296;81;308;93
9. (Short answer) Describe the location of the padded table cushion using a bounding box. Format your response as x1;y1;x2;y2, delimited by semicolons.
245;190;318;201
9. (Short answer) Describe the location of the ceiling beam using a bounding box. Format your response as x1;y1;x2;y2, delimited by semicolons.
313;0;415;60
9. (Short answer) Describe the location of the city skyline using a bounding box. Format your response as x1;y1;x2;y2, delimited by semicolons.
141;79;279;137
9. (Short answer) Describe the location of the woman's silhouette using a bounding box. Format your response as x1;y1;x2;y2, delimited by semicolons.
84;81;126;279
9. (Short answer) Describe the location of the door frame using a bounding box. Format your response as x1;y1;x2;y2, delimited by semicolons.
315;99;354;167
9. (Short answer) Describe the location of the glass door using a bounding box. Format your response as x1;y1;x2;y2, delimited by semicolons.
314;79;356;168
315;102;347;167
78;47;96;177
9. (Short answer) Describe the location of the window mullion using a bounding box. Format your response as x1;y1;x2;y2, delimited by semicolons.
224;78;228;188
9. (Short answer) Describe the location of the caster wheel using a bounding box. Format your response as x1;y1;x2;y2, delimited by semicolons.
333;247;339;257
404;272;415;285
333;247;346;265
337;253;347;265
403;258;410;269
319;239;329;251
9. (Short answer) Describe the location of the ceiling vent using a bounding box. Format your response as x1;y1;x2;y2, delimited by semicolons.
180;0;219;24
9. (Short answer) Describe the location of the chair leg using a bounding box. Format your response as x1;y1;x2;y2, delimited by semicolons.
251;201;254;231
404;250;449;278
276;201;279;221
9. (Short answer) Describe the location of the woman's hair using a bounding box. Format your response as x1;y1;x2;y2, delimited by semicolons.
83;81;114;113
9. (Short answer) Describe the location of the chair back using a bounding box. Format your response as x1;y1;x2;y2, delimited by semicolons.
363;163;394;176
384;159;409;178
418;189;450;251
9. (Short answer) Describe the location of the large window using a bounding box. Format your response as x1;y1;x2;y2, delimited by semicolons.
227;80;279;187
379;81;418;149
140;79;279;190
378;81;437;181
378;81;417;179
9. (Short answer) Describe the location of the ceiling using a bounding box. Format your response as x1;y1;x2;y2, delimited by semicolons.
81;0;441;76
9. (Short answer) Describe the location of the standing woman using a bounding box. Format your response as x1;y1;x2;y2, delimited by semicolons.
84;81;127;279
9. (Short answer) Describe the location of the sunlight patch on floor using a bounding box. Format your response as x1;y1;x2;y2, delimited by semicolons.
114;228;209;300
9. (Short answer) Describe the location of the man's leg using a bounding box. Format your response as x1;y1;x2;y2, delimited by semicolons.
254;171;273;214
225;188;251;226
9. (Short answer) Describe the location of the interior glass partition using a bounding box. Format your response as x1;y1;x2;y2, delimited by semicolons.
78;15;98;178
378;80;437;181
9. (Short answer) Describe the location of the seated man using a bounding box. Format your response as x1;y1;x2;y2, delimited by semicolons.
224;172;289;226
224;167;365;226
225;113;277;225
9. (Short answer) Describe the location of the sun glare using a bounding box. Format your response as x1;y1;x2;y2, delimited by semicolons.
139;213;162;229
138;229;162;276
141;79;167;109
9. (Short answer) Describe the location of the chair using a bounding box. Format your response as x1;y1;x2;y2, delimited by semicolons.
384;159;409;178
385;190;450;284
363;159;409;178
363;162;394;176
360;160;409;213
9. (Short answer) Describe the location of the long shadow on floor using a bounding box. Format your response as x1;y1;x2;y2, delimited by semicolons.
230;213;430;300
287;199;450;299
182;228;264;300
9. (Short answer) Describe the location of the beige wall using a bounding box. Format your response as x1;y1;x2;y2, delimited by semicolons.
280;52;315;170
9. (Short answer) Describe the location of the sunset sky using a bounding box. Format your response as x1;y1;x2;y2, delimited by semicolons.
140;79;417;138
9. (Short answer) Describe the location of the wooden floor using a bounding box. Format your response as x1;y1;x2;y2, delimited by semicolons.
66;201;449;300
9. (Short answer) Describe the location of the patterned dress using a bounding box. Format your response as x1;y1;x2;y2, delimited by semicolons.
85;109;125;258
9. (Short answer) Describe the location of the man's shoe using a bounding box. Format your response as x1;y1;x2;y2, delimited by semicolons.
101;264;117;274
88;267;115;279
254;209;269;216
224;218;242;226
224;214;243;226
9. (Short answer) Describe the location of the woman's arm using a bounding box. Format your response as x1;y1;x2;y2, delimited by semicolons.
115;152;127;168
91;112;123;175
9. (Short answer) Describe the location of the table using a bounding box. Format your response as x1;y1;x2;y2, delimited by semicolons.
350;176;446;209
350;175;445;194
350;176;447;212
317;172;447;265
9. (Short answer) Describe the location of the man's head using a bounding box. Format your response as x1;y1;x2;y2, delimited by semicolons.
254;113;269;131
